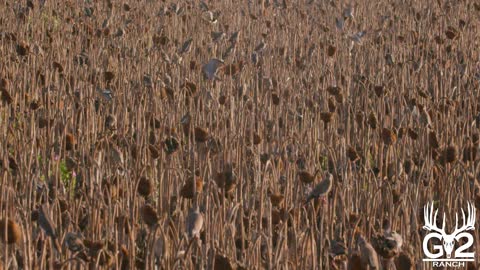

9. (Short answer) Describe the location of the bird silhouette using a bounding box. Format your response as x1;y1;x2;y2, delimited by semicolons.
186;206;203;239
202;59;224;80
305;173;333;205
37;204;61;251
358;235;381;270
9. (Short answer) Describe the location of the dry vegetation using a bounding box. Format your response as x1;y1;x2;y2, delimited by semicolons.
0;0;480;269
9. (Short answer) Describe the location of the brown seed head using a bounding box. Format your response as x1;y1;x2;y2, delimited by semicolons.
194;127;209;143
16;42;29;56
65;133;76;151
214;254;236;270
140;204;159;228
180;176;204;199
355;112;364;126
335;92;344;103
348;252;363;270
346;146;360;162
374;85;386;97
0;88;13;104
328;97;336;113
269;192;285;207
222;60;244;76
445;26;459;40
407;128;418;140
298;170;318;184
137;177;153;197
271;92;280;105
395;251;414;270
52;62;64;73
381;128;397;145
105;114;116;130
327;45;336;57
403;159;413;175
0;78;8;90
148;144;161;159
444;144;457;163
104;71;115;84
271;207;289;225
326;86;341;96
215;165;237;194
320;112;334;124
367;112;378;129
0;218;21;245
428;131;440;149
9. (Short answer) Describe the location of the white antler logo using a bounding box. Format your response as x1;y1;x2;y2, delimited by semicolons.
422;202;476;267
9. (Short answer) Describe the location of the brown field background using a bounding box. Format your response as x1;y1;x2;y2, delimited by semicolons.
0;0;480;269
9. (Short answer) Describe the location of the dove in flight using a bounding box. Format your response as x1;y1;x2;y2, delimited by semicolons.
202;58;224;80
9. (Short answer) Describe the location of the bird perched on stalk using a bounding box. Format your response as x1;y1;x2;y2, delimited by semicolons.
181;205;204;258
304;173;333;205
186;206;203;239
328;239;348;269
358;234;381;270
36;204;61;251
186;206;203;238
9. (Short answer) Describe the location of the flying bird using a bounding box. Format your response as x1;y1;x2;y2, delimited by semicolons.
202;58;224;80
222;44;236;59
343;5;354;19
203;11;218;24
335;17;345;31
211;31;225;43
96;87;113;101
199;1;209;11
178;38;193;54
305;173;333;205
351;31;367;44
229;31;240;44
254;41;267;53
